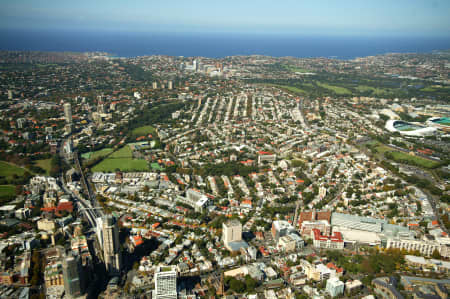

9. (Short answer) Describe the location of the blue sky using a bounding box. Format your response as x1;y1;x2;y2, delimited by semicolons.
1;0;449;36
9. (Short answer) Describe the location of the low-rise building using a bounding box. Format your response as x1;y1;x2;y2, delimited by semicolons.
278;234;304;252
311;229;344;250
271;220;295;242
37;218;56;232
300;220;331;237
372;277;404;299
345;280;363;294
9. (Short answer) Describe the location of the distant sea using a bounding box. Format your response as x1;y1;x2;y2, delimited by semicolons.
1;30;449;59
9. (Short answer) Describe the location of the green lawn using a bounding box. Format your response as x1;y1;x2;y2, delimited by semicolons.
132;125;156;137
35;159;52;175
420;85;447;92
0;161;26;179
151;163;163;171
421;87;437;92
389;151;440;168
81;148;113;160
0;185;15;199
269;84;306;94
92;158;150;172
302;83;314;88
90;144;149;172
375;144;393;154
356;85;390;95
368;141;439;169
374;144;440;168
110;146;132;158
316;82;351;95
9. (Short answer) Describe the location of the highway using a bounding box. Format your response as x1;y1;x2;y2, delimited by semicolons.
59;135;103;232
59;176;98;230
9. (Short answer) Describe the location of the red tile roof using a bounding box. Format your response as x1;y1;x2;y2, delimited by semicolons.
133;235;143;246
326;262;344;273
312;229;343;243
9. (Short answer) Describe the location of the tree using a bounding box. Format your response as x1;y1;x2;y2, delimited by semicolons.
431;249;441;259
133;261;139;270
208;286;217;296
229;278;246;293
361;259;374;274
140;185;150;194
15;185;23;195
245;275;258;292
379;114;389;122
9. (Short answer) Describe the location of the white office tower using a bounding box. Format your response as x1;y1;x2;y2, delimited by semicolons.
64;103;72;124
102;215;122;276
155;266;177;299
168;81;173;90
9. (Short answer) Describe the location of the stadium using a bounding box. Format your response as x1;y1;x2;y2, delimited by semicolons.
426;117;450;132
385;120;437;137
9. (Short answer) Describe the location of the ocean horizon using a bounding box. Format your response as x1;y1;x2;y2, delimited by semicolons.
1;29;449;60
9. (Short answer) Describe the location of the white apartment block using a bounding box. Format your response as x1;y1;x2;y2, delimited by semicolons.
180;189;209;212
155;266;177;299
386;238;440;256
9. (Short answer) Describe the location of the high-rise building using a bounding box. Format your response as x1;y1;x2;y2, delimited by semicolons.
168;81;173;90
65;124;72;134
223;219;242;245
64;103;72;124
62;256;82;298
7;90;13;100
154;266;177;299
64;138;73;153
222;219;247;252
153;82;158;89
96;216;104;248
102;215;122;276
17;118;26;129
64;138;74;160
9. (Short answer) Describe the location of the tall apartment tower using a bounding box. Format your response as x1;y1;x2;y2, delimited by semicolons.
222;220;242;245
62;256;82;298
102;215;122;276
64;103;72;124
154;266;177;299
